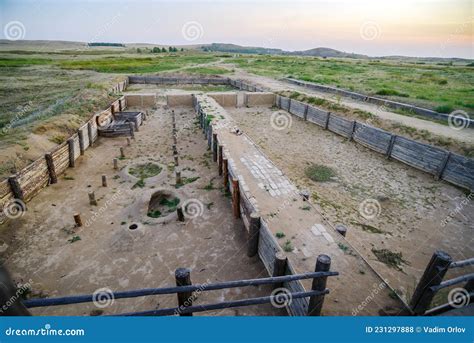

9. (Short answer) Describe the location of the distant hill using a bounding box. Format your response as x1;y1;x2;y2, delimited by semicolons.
292;47;368;59
202;43;284;55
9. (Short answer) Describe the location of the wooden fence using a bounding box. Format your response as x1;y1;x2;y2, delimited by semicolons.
284;78;474;127
0;80;129;223
273;95;474;191
409;251;473;315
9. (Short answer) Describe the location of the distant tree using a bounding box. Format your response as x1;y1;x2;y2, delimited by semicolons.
136;48;142;53
181;48;184;52
152;47;161;53
161;47;167;53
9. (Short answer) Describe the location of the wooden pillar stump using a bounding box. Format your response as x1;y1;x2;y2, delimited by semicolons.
308;254;331;316
120;147;125;158
102;175;107;187
175;268;193;316
45;153;57;184
247;212;260;257
218;144;224;176
232;178;240;219
73;213;83;227
223;158;228;189
88;191;97;206
272;252;287;289
67;138;75;168
113;158;118;170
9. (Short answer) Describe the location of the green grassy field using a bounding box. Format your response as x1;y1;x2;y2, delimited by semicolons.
228;55;474;114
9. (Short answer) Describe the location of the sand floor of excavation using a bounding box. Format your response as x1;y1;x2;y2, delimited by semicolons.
226;106;473;306
0;104;284;316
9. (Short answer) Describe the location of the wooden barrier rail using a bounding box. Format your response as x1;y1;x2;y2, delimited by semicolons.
1;260;338;316
409;250;474;316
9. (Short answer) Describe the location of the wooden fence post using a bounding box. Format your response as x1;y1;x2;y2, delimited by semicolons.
67;138;75;167
307;254;331;316
247;212;260;257
386;135;397;159
272;252;287;289
223;158;229;189
324;113;331;130
87;122;93;146
88;191;97;206
218;144;223;174
8;176;24;202
45;153;57;184
78;129;85;156
349;121;357;141
303;105;309;121
435;151;451;181
409;250;452;315
175;268;193;316
232;178;240;219
120;147;125;158
113;158;118;170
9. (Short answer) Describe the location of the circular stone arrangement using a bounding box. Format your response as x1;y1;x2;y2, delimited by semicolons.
147;189;181;221
122;161;165;186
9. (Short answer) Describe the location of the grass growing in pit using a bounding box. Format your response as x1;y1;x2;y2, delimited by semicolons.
129;163;162;179
275;231;286;239
283;240;293;252
305;164;336;182
371;248;408;271
147;197;180;218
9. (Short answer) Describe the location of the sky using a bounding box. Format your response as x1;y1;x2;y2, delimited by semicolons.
0;0;472;58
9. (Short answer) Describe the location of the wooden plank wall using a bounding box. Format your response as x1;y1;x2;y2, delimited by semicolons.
0;86;127;222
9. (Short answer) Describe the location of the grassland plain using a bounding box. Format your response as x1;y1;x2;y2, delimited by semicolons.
227;55;474;114
1;45;473;179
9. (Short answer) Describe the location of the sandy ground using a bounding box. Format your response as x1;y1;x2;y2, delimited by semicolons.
0;103;284;316
226;106;473;304
224;68;474;144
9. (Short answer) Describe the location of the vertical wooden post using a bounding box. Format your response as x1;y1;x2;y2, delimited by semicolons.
73;213;83;227
247;212;260;257
386;135;397;160
88;191;97;206
120;147;125;158
134;119;139;132
177;206;185;222
176;170;182;185
307;254;331;316
272;252;287;289
113;158;118;170
409;250;452;315
223;158;229;190
67;138;75;168
435;151;451;181
232;178;240;219
8;176;24;203
126;138;131;146
129;122;135;139
212;133;218;162
324;113;331;130
218;144;223;176
175;268;193;316
78;129;85;155
102;175;107;187
335;224;347;237
349;121;357;141
45;153;57;184
174;155;179;166
87;122;93;146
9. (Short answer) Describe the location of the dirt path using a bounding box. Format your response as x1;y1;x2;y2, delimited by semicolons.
226;105;473;306
198;95;404;315
224;67;474;144
0;103;282;316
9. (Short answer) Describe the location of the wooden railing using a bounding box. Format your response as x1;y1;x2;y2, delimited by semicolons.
0;257;338;316
409;250;473;315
